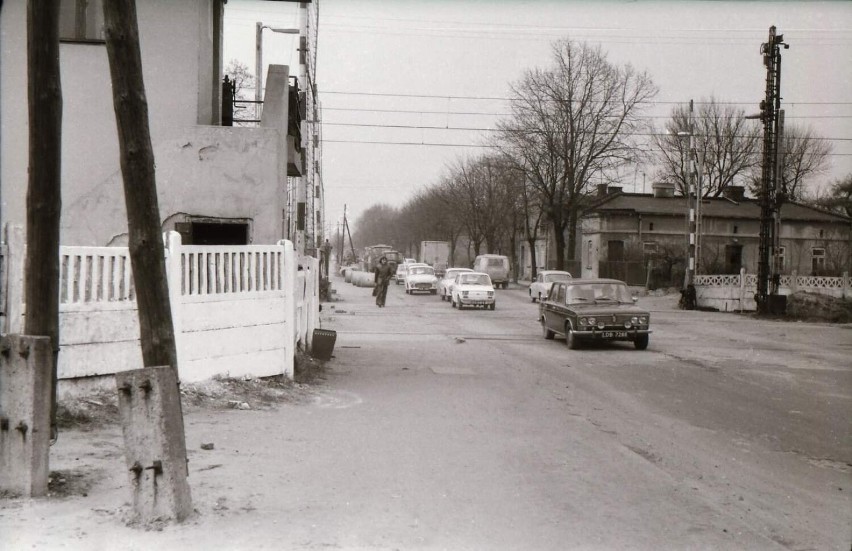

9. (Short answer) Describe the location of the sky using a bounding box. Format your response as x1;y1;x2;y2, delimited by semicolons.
223;0;852;234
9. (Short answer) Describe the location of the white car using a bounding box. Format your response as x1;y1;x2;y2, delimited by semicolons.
529;270;573;302
394;263;407;285
451;272;496;310
405;264;438;294
438;267;473;301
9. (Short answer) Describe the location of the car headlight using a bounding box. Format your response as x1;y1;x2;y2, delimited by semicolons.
487;291;494;298
639;316;648;325
462;291;469;298
631;316;639;324
580;317;587;326
586;317;595;326
624;321;633;329
597;321;606;329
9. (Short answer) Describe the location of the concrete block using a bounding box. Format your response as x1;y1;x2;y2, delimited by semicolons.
0;334;52;497
116;366;192;523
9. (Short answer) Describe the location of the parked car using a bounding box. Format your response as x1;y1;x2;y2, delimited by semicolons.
405;264;438;294
539;279;650;350
451;272;496;310
438;267;473;301
394;263;408;285
529;270;572;302
473;254;510;289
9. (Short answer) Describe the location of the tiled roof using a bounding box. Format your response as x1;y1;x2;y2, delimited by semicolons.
585;193;851;223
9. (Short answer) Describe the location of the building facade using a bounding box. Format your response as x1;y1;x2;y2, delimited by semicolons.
0;0;310;248
579;183;852;286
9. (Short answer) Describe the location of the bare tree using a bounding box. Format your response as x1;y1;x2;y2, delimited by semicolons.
746;125;832;201
655;98;760;198
810;173;852;217
225;58;255;99
497;39;657;270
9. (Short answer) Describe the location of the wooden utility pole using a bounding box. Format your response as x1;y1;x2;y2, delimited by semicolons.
24;0;62;435
102;0;177;371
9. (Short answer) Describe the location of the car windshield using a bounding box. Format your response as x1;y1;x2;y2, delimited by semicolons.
565;283;632;304
544;273;571;283
459;274;491;286
410;267;434;275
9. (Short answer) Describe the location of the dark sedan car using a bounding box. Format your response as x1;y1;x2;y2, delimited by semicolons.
539;278;651;350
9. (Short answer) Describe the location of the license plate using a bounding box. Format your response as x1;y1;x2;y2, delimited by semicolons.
601;331;628;338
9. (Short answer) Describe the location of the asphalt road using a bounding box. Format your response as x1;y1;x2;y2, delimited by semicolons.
2;275;849;550
319;276;851;550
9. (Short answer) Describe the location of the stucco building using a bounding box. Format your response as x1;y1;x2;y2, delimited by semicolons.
0;0;315;249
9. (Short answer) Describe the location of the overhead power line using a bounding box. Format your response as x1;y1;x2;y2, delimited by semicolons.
321;106;852;120
320;90;852;106
321;121;852;142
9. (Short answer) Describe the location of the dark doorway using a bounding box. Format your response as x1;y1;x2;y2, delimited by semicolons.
175;221;250;245
607;240;625;262
724;244;743;274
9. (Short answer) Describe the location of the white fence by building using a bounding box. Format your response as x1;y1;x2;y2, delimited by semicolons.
1;229;319;383
694;269;850;312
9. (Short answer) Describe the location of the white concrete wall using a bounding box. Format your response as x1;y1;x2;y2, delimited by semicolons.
46;234;318;383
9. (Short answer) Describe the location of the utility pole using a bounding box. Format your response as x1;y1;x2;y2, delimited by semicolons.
683;99;697;289
756;26;788;314
24;0;62;441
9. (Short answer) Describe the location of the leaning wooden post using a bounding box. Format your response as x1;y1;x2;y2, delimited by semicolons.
102;0;191;522
23;0;62;380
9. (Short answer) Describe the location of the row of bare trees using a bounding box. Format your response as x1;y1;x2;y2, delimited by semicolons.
349;38;839;273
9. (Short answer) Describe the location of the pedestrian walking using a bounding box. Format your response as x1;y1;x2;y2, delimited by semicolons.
373;256;394;307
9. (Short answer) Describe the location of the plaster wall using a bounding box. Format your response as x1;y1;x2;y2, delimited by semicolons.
1;0;227;245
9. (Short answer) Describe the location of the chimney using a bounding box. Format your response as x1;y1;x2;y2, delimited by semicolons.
722;185;746;202
652;181;675;198
596;183;608;197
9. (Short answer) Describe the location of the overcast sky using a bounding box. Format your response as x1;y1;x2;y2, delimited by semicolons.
224;0;852;234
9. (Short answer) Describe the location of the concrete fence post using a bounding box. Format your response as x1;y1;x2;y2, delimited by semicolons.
790;270;799;294
165;232;184;371
115;366;192;523
739;268;746;313
3;225;26;335
279;240;296;380
0;335;53;497
843;271;849;300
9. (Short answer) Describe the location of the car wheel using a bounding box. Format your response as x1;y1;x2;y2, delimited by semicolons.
502;281;508;289
440;293;445;302
634;334;649;350
530;291;536;303
431;289;437;295
542;319;554;340
490;303;496;311
565;324;580;350
451;297;457;308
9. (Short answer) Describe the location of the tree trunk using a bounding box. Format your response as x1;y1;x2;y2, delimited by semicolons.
551;217;567;271
102;0;178;372
25;0;62;433
566;208;579;262
527;236;538;280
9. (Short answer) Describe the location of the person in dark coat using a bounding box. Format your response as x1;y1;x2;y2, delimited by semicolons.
373;256;394;307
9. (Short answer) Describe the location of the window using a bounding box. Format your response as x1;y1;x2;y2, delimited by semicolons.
648;222;655;231
812;248;826;274
60;0;105;42
775;246;786;272
643;242;658;255
819;229;824;238
733;225;739;234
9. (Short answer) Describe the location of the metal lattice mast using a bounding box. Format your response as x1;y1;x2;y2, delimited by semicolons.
756;26;787;313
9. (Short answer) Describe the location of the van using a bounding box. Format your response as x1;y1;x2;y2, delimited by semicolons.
473;254;510;289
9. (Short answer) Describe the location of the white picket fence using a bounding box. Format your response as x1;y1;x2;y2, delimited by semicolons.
2;230;319;383
694;269;850;312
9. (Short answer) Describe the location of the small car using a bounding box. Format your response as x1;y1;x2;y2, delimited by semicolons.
451;272;496;310
394;263;408;285
405;264;438;294
529;270;572;302
438;267;474;301
540;278;650;350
